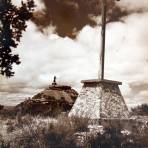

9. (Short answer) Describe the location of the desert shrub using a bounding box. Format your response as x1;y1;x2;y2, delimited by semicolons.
0;108;17;119
131;104;148;116
6;120;15;133
43;127;76;148
16;114;35;127
43;115;76;147
4;115;77;148
0;134;10;148
71;117;89;132
1;114;148;148
87;123;148;148
6;114;35;134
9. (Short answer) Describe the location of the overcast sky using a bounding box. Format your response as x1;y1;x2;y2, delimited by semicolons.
0;0;148;108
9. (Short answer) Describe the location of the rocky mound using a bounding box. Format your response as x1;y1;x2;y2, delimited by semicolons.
16;85;78;116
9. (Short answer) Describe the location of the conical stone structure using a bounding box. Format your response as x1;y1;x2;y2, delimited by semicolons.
69;79;129;119
69;1;129;120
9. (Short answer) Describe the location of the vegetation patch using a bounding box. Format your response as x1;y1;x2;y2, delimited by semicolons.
0;113;148;148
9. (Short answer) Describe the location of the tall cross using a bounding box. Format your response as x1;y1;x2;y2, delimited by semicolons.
100;0;120;80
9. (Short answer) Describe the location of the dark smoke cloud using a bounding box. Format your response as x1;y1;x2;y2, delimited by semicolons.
32;0;128;38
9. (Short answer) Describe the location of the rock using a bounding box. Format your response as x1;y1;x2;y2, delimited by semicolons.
16;85;78;116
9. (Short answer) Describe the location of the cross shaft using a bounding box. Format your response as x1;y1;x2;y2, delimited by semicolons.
100;0;120;80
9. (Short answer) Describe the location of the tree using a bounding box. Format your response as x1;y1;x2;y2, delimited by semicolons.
131;104;148;116
0;0;34;77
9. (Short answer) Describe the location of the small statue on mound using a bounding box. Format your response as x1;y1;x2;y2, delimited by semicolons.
16;76;78;116
52;76;57;86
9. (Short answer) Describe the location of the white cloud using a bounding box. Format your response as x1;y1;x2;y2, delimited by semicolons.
118;0;148;11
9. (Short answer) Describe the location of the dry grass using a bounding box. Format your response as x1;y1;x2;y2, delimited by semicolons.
0;113;148;148
87;123;148;148
0;114;88;148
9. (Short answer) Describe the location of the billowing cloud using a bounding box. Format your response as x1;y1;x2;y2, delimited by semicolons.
32;0;148;38
119;0;148;12
32;0;129;38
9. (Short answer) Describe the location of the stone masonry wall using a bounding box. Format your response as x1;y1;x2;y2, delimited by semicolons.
100;83;129;119
69;86;102;119
69;82;129;119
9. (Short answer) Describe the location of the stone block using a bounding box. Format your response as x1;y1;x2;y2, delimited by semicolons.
69;79;129;119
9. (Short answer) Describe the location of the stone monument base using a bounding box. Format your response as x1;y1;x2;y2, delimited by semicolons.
69;79;129;119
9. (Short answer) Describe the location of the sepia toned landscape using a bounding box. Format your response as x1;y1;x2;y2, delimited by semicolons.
0;0;148;148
